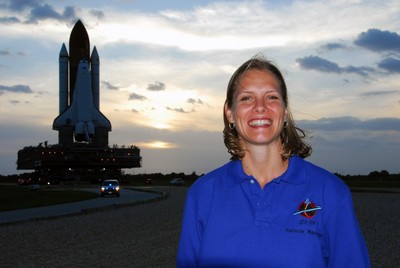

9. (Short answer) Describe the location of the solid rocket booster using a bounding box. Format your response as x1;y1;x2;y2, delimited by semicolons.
59;43;68;114
53;20;111;145
91;46;100;110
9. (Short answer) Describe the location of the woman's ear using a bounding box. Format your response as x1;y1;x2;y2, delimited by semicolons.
284;109;288;122
224;103;234;123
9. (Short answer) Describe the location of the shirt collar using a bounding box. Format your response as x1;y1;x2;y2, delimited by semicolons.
227;160;249;187
275;155;306;185
227;155;306;187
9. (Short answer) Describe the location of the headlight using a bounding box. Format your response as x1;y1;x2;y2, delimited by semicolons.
116;186;120;191
101;186;105;191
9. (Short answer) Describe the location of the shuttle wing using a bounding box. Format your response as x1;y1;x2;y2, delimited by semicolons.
53;60;111;142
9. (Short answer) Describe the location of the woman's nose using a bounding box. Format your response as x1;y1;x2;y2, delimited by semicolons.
253;98;266;113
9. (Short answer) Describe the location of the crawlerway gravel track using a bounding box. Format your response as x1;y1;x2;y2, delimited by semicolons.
0;187;399;267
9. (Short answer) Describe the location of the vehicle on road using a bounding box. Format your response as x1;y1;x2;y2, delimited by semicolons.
170;178;185;186
100;179;120;197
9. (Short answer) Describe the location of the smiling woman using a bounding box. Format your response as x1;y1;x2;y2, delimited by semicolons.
177;56;370;268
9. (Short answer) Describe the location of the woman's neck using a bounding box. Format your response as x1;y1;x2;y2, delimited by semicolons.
241;145;288;188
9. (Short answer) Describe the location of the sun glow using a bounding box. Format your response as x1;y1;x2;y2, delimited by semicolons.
137;140;176;149
125;87;201;130
152;121;171;130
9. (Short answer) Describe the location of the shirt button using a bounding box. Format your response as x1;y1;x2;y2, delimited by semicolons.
250;179;255;184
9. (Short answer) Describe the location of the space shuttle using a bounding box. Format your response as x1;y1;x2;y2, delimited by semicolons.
53;20;111;147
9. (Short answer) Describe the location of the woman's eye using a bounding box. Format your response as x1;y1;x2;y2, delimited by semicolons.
267;95;279;100
240;96;252;102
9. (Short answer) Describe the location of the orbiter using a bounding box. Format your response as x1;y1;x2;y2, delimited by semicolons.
53;20;111;147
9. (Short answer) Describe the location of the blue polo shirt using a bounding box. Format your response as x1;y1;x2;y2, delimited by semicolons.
177;155;370;267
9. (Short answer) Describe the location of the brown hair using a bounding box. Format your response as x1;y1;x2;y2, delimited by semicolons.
223;55;312;160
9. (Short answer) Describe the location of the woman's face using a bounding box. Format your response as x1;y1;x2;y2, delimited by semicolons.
225;69;287;148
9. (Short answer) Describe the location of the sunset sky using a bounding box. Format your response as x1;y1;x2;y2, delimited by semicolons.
0;0;399;176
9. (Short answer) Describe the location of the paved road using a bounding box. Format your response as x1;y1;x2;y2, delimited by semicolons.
0;186;185;268
0;186;163;225
0;188;399;267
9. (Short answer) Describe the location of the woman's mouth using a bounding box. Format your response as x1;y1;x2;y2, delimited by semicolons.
249;119;272;127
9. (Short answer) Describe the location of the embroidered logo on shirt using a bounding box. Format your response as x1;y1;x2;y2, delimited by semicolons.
293;198;321;219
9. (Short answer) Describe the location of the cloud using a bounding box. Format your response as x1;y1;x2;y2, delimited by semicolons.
102;81;119;90
5;0;40;11
128;92;147;101
23;3;78;24
354;28;400;53
342;65;375;77
360;90;399;97
0;49;25;57
298;117;400;132
0;16;20;23
187;98;204;105
377;57;400;73
28;4;62;22
166;107;194;113
319;42;347;51
296;55;341;73
0;0;79;23
147;81;166;91
0;50;10;55
1;1;78;25
0;84;33;93
187;98;212;108
89;9;105;19
298;29;400;77
296;55;374;77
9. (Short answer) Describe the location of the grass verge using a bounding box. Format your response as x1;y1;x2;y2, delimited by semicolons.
0;185;99;212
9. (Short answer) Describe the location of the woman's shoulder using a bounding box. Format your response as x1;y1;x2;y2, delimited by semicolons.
188;161;236;194
297;156;351;195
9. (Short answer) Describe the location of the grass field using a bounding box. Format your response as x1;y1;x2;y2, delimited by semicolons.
0;185;99;212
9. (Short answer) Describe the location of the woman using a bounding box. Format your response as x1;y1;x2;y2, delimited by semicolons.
177;56;370;267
